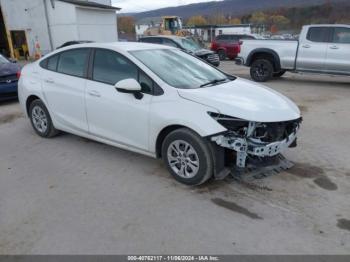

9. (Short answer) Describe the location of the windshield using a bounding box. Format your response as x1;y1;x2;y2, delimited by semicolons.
0;55;9;64
131;49;233;89
180;38;202;52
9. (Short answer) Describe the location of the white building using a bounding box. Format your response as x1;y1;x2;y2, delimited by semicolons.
0;0;120;59
185;24;254;42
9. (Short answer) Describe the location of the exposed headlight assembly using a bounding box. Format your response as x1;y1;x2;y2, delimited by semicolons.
208;112;249;136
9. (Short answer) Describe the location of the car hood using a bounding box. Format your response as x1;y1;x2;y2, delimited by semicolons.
0;62;20;76
177;78;300;122
194;49;214;56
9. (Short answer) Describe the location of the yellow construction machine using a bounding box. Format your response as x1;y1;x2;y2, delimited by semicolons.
144;16;190;37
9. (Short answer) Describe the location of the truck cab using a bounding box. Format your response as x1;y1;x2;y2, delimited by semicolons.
297;25;350;75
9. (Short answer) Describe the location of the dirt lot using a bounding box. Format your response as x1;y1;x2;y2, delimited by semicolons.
0;62;349;254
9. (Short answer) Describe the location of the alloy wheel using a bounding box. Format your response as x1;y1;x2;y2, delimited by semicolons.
167;140;200;179
31;105;48;134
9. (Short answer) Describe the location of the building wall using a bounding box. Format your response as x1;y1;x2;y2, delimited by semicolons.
47;1;118;48
0;0;51;56
186;26;252;42
135;24;151;39
0;0;118;57
47;1;79;50
216;27;251;35
75;7;118;43
85;0;111;5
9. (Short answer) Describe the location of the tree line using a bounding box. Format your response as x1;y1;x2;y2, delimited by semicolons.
118;1;350;34
186;2;350;32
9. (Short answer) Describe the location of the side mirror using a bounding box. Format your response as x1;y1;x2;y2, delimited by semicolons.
115;78;143;99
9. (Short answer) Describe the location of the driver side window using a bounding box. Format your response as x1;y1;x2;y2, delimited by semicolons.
92;49;138;85
92;49;158;95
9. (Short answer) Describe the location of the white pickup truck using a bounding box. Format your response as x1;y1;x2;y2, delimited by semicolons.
236;24;350;82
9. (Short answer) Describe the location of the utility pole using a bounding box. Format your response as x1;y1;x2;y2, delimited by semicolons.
43;0;54;51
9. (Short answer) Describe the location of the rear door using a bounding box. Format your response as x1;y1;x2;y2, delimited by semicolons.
41;48;90;132
296;27;331;72
325;27;350;75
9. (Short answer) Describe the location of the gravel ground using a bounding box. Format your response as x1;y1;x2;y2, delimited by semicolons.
0;62;349;254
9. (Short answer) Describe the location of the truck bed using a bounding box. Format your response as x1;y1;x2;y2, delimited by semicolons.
240;40;299;70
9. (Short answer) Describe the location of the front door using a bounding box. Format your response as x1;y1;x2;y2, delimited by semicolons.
296;27;330;72
85;49;152;151
325;27;350;75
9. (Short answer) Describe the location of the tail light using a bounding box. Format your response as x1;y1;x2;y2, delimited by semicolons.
16;70;21;79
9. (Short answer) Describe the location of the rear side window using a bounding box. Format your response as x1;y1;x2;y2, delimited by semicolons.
140;38;161;44
240;35;255;40
307;27;331;43
47;55;59;71
230;35;239;41
57;49;90;77
333;27;350;44
216;35;229;41
162;39;178;47
92;49;138;85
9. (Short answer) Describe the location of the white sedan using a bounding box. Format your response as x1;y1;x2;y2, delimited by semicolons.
18;42;301;185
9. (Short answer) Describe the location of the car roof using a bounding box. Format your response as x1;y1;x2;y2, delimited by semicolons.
46;42;173;57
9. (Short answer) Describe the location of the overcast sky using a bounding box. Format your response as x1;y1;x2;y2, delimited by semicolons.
112;0;221;13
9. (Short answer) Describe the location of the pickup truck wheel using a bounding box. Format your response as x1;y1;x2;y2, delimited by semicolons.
162;128;213;186
250;59;273;82
217;50;226;61
273;70;286;78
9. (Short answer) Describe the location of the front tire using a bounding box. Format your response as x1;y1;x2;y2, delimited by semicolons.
29;99;59;138
161;128;213;186
250;59;274;82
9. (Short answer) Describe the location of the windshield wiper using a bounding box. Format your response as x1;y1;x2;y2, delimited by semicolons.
200;78;228;88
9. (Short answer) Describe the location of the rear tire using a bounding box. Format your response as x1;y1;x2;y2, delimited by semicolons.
29;99;59;138
217;50;226;61
273;70;286;78
161;128;213;186
250;59;274;82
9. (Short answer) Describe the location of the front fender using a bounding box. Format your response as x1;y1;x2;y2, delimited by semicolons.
148;98;226;154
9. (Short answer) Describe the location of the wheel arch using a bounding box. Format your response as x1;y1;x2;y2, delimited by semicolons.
247;48;281;72
156;125;227;180
26;95;41;117
155;124;188;158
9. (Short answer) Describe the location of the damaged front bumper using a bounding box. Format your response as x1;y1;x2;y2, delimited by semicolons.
211;120;300;168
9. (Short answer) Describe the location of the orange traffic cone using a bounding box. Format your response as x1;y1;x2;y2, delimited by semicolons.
34;39;42;60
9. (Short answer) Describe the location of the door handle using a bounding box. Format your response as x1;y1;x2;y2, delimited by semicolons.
329;45;339;49
302;44;311;48
88;90;101;97
45;78;54;84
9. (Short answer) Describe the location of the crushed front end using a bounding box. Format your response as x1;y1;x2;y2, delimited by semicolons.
209;112;302;177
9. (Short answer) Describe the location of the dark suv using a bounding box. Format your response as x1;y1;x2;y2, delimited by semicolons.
139;36;220;67
211;34;255;60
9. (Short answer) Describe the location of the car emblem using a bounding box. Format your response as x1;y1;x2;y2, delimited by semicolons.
6;79;12;83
